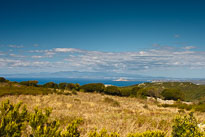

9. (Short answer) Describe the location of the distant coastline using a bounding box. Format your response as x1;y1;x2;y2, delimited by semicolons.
113;78;133;82
6;77;147;87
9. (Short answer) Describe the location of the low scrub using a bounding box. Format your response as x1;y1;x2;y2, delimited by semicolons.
88;128;119;137
161;88;185;101
172;112;204;137
0;84;53;97
103;97;120;107
127;130;166;137
1;100;205;137
80;83;105;93
105;86;121;96
0;100;83;137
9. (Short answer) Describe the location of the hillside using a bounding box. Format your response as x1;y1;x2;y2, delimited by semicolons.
138;82;205;101
1;92;205;136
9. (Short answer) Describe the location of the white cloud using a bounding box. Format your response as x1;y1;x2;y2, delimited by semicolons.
183;46;196;50
31;56;43;59
8;45;24;48
54;48;83;53
9;54;25;58
2;46;205;74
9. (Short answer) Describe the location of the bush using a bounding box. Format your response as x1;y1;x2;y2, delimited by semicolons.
0;100;28;137
144;87;161;98
161;88;185;101
29;107;61;136
0;100;83;137
59;83;67;89
80;83;105;92
43;82;58;88
105;86;121;96
120;88;132;97
20;80;39;87
75;83;80;91
172;112;204;137
104;97;120;107
72;89;78;95
66;83;76;90
130;86;141;97
0;77;6;82
127;130;166;137
88;128;119;137
136;89;148;99
61;118;83;137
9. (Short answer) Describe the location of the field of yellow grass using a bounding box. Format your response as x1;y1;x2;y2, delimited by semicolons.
0;92;205;136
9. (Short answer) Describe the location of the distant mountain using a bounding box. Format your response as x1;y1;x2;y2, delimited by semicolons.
0;71;167;80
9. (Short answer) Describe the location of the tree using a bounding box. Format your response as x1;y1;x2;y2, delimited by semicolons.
161;88;185;101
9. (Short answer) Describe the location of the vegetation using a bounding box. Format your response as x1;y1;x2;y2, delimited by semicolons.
0;77;81;97
103;97;120;107
127;131;166;137
0;77;7;82
43;82;59;88
105;86;121;96
0;83;53;97
0;100;83;137
139;82;205;102
88;128;119;137
19;80;39;87
1;100;205;136
161;88;185;101
172;112;204;137
80;83;105;92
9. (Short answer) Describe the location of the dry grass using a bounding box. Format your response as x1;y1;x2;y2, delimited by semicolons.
0;92;205;136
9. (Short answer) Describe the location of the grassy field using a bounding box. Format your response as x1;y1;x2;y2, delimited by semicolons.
1;92;205;136
1;80;205;136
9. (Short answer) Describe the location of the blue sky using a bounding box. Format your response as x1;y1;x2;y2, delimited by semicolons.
0;0;205;78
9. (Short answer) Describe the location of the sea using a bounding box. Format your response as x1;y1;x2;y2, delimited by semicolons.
6;78;149;87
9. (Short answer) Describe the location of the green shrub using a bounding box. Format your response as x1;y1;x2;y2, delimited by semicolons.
120;88;132;97
130;86;141;97
61;118;83;137
0;77;6;82
194;103;205;112
29;107;61;137
105;86;121;96
136;89;148;99
104;97;120;107
0;100;28;137
75;83;80;91
59;83;67;89
0;100;83;137
43;82;58;88
80;83;105;93
88;128;119;137
66;83;76;90
161;88;185;101
127;130;166;137
72;89;78;95
144;87;161;98
20;80;39;87
172;112;204;137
